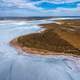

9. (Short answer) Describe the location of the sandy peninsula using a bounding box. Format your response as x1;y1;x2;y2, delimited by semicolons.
10;19;80;57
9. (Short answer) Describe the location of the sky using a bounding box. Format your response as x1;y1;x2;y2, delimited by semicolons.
0;0;80;16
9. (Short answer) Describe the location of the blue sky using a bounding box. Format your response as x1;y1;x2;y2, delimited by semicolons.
0;0;80;16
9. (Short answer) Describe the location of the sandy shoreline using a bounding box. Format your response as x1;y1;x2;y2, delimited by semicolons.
10;19;80;57
10;36;80;58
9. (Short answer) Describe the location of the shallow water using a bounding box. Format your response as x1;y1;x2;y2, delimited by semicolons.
0;19;80;80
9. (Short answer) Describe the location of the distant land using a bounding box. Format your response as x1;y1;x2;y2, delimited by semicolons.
0;16;52;20
10;19;80;56
0;16;80;20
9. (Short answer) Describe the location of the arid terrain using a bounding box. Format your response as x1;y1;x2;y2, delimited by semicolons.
11;19;80;56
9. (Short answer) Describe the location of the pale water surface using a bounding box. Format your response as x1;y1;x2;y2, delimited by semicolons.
0;18;80;80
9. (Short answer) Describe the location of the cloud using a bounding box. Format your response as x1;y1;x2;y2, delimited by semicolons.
1;0;80;10
43;0;80;3
35;1;80;9
1;0;43;10
0;0;80;16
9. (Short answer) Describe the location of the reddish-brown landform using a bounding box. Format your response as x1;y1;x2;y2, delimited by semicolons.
10;19;80;56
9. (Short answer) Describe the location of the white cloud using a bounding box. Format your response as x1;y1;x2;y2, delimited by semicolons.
1;0;80;16
35;0;80;4
38;6;80;16
1;0;80;11
46;0;80;3
2;0;43;10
